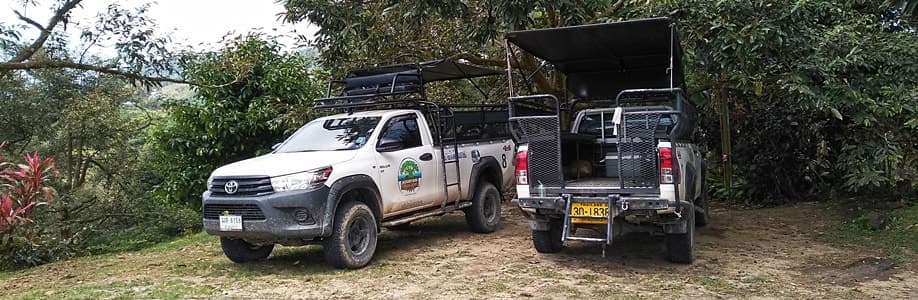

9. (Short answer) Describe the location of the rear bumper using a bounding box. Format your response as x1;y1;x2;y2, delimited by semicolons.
202;186;331;243
513;195;676;214
513;195;693;234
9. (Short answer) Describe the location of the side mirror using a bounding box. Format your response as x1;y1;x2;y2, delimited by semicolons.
376;138;404;152
272;143;282;150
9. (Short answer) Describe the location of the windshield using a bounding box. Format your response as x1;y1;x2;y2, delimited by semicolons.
276;117;381;152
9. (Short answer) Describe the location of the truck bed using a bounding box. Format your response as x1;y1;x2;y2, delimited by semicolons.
565;178;622;189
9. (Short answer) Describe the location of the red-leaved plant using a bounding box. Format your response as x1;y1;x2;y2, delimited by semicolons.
0;141;57;235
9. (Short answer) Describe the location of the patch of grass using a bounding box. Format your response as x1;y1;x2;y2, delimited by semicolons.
694;276;728;290
148;279;213;299
533;267;561;279
477;277;511;294
593;287;640;300
141;232;213;253
826;205;918;264
12;279;212;300
578;273;598;284
14;281;141;300
740;272;770;284
551;284;583;298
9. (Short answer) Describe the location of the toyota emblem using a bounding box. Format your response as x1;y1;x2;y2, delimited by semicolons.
224;180;239;194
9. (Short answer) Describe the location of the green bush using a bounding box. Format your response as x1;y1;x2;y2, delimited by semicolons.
149;34;323;209
671;0;918;203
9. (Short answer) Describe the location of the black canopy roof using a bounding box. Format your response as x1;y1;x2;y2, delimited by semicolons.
505;17;685;100
346;58;502;83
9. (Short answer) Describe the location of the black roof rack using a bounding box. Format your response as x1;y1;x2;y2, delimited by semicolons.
315;58;502;112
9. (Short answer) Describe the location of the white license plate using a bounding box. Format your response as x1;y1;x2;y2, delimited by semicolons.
219;215;243;231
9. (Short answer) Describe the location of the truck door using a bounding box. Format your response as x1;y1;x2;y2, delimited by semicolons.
374;113;440;215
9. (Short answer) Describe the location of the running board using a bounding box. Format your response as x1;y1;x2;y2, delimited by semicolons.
381;202;472;227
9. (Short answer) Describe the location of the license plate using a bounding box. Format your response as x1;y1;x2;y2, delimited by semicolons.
570;202;611;224
219;215;243;231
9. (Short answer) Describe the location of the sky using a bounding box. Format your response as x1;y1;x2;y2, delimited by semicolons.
1;0;318;55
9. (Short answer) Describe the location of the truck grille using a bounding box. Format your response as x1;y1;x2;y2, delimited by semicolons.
209;176;273;196
203;204;266;220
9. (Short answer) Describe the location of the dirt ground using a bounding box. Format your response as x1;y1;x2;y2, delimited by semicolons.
3;202;916;299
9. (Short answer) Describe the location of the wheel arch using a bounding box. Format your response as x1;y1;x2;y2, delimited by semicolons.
325;174;383;235
467;156;504;200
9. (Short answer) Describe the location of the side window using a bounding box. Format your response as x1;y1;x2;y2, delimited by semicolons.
379;115;422;149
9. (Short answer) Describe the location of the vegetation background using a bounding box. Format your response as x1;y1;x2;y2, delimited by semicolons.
0;0;915;270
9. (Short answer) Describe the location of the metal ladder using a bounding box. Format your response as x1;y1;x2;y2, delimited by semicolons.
434;106;462;210
560;195;618;257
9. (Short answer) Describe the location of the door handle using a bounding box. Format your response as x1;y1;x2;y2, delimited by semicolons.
420;153;433;161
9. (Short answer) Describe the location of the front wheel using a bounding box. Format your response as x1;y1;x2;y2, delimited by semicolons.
324;201;378;269
665;206;695;264
465;182;501;233
220;237;274;263
532;219;563;253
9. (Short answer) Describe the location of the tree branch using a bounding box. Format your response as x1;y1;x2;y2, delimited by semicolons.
0;60;194;85
7;0;84;64
13;10;46;31
449;53;514;68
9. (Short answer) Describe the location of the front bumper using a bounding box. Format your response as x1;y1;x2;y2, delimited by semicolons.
202;186;331;243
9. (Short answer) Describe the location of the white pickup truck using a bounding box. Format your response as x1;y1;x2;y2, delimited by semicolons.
202;59;515;269
505;18;708;263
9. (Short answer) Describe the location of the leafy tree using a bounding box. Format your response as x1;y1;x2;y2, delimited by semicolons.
0;0;188;86
150;35;323;207
668;0;918;203
283;0;651;94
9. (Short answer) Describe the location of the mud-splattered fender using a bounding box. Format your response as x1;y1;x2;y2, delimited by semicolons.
466;157;503;201
323;174;383;235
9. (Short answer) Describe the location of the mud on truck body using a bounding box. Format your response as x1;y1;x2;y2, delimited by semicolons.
202;59;516;269
505;17;709;263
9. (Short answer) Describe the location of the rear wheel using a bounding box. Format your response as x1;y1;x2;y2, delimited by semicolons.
220;237;274;263
695;190;710;227
465;182;501;233
532;219;563;253
665;206;695;264
695;162;711;226
324;201;378;269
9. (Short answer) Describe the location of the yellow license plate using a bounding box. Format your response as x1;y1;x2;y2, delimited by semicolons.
570;202;611;224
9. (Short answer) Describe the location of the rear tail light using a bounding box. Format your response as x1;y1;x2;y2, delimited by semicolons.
515;149;529;185
659;147;674;184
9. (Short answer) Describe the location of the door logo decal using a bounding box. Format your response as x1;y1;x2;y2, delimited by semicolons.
398;158;422;194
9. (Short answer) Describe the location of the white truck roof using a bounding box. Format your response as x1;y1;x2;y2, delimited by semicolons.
320;109;420;120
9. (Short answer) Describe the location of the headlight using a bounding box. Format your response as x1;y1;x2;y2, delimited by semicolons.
270;167;333;192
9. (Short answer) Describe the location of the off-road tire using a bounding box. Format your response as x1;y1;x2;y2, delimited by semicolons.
532;219;563;253
323;201;378;269
695;190;710;227
665;206;695;264
465;182;501;233
220;237;274;263
695;162;710;226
